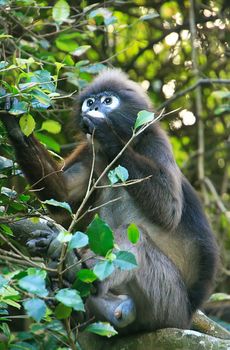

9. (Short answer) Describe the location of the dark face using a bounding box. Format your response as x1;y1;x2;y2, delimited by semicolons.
80;89;149;140
81;91;120;120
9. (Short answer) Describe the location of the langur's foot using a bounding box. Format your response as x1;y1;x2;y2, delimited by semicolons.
112;295;136;328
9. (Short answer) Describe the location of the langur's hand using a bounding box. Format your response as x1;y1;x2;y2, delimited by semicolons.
0;93;25;143
81;114;111;135
82;115;122;158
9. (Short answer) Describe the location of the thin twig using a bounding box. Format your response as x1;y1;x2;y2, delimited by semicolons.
64;318;78;350
0;254;42;268
67;109;165;232
203;177;230;222
189;0;207;203
0;233;56;272
61;254;95;275
157;79;230;111
95;175;152;189
73;196;123;226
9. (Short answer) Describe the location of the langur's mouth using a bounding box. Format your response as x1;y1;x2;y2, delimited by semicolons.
86;110;105;119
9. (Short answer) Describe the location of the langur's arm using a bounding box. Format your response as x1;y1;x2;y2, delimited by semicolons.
117;135;183;231
83;116;182;231
1;113;91;205
1;113;66;201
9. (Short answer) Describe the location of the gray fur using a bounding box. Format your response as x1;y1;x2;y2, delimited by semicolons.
1;68;218;333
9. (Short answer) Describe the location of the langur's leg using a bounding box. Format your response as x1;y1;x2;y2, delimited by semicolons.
88;225;191;331
87;293;136;328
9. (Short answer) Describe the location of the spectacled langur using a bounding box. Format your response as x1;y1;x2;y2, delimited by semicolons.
0;69;218;333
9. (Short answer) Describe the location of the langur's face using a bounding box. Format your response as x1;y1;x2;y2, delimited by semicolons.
79;83;150;140
81;92;120;120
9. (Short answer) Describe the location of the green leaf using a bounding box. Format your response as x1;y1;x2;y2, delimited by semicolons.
75;60;90;68
55;62;65;73
0;224;13;236
52;0;70;25
127;223;140;244
108;165;129;184
54;303;72;319
41;120;62;134
73;279;91;297
18;275;48;297
86;322;118;337
1;186;17;198
0;156;13;170
86;215;114;256
19;194;30;202
0;322;10;338
19;82;37;90
9;100;28;115
115;165;129;182
29;70;55;93
56;35;78;52
77;269;97;283
214;105;230;115
0;61;9;70
16;57;35;67
209;293;230;302
57;231;72;243
134;110;155;130
114;251;138;270
68;231;89;251
0;276;8;289
31;89;51;108
23;298;46;322
108;169;119;184
212;91;230;99
42;199;72;214
19;114;36;137
55;288;85;311
0;34;13;40
35;132;60;153
140;13;159;21
93;261;114;281
71;45;91;56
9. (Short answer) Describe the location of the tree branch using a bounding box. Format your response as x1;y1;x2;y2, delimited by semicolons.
157;79;230;110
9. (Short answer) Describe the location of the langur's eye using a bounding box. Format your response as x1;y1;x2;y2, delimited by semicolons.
82;98;95;112
104;97;112;104
101;95;120;109
87;99;94;107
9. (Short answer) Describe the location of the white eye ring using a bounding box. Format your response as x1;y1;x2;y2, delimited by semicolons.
82;97;95;112
101;95;119;109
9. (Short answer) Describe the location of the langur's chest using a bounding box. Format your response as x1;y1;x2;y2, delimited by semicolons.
98;187;142;228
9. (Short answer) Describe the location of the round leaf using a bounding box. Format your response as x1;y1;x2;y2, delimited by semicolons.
55;288;85;312
115;165;129;182
114;251;138;270
18;275;48;297
93;261;114;281
19;114;35;137
52;0;70;25
42;199;72;214
54;303;72;319
127;223;140;244
57;231;72;243
23;298;46;322
86;215;114;256
68;231;89;251
86;322;118;337
41;120;62;134
77;269;97;283
134;110;155;130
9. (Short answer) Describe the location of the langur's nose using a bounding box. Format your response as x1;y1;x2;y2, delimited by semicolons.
90;106;98;111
